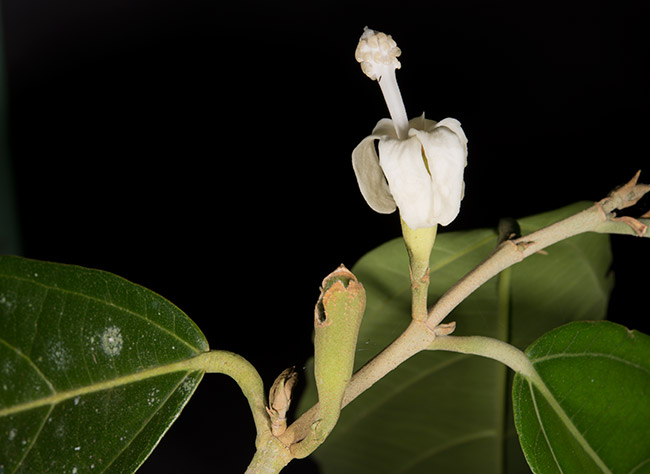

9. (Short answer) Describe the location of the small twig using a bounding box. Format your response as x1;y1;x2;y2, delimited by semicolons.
281;319;433;452
249;172;650;472
426;172;649;329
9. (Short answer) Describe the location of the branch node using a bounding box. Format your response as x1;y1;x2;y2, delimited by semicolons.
507;239;536;256
433;321;456;336
602;170;650;212
611;215;648;237
595;201;609;221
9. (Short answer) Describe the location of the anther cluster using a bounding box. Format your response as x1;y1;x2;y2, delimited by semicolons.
355;27;401;81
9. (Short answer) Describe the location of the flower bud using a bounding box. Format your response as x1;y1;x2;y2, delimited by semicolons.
313;265;366;439
266;367;298;437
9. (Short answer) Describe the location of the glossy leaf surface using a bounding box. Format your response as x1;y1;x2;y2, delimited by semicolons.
513;321;650;474
297;202;614;473
0;256;209;473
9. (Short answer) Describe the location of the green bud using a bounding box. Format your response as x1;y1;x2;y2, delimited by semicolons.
313;265;366;440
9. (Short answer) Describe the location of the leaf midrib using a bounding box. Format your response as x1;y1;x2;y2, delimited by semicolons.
527;374;613;474
0;355;204;418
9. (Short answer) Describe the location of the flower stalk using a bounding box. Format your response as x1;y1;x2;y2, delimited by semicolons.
401;218;437;320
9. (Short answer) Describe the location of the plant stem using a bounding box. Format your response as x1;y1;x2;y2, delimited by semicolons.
426;174;650;329
195;351;270;446
428;335;614;472
244;435;293;474
244;173;649;472
282;319;434;452
595;217;650;237
193;351;295;474
427;335;536;378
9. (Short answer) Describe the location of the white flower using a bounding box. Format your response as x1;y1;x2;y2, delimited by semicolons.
352;114;468;229
352;27;468;230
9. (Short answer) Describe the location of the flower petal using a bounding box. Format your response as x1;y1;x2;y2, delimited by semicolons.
352;135;396;214
372;118;399;139
409;113;436;132
411;120;467;226
378;135;435;229
436;118;468;164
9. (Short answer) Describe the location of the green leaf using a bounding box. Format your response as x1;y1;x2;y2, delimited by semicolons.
297;202;614;474
513;321;650;474
0;256;209;473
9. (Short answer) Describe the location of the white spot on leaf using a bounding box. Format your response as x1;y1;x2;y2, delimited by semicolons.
180;378;195;394
147;388;161;406
48;342;70;370
0;292;16;312
101;326;123;357
1;359;14;376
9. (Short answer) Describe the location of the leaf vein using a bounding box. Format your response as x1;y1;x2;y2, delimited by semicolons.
338;354;469;435
0;273;202;353
394;429;496;474
0;336;56;395
532;353;650;375
628;456;650;474
14;404;54;473
529;380;564;474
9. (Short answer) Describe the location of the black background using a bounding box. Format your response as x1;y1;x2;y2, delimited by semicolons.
2;0;649;472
